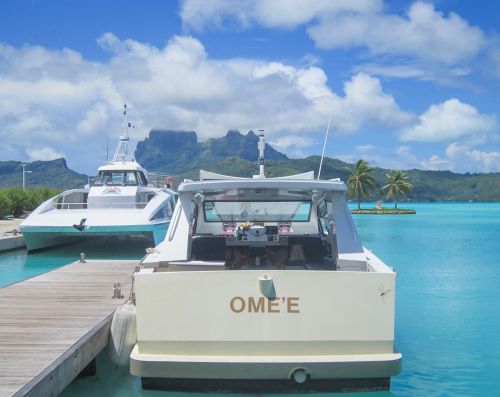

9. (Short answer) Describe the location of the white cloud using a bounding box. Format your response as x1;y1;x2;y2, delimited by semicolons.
332;73;414;132
26;147;64;161
400;98;497;142
180;1;485;67
420;154;451;171
356;144;375;152
420;144;500;173
443;142;500;172
180;0;381;30
270;136;315;150
0;35;413;173
308;2;484;65
339;143;500;173
396;143;500;173
352;63;429;80
269;136;316;159
338;145;420;171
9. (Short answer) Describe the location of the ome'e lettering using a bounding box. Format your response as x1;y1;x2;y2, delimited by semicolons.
229;296;300;314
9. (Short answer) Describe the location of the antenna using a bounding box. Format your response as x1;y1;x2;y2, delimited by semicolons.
106;136;109;161
258;129;265;178
123;104;128;139
123;104;129;157
317;115;332;180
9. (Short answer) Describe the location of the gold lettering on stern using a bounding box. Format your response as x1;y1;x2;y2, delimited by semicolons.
287;297;300;313
229;296;246;313
229;296;300;314
248;297;265;313
267;298;280;313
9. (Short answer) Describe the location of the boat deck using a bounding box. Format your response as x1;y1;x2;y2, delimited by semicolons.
0;259;137;397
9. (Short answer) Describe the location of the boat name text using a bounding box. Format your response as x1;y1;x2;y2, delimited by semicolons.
229;296;300;314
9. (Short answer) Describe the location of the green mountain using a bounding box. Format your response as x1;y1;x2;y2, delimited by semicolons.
135;129;287;173
0;158;88;189
0;130;498;201
136;130;499;202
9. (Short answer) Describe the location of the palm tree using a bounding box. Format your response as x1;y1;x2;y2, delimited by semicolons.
381;170;413;209
347;160;376;209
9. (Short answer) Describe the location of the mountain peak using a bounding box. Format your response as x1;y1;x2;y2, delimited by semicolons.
32;157;68;169
225;129;244;138
135;129;288;174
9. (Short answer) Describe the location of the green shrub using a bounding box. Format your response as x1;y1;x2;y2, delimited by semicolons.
0;187;61;217
5;188;27;217
0;191;13;218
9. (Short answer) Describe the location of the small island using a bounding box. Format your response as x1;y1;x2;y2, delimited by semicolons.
347;161;416;215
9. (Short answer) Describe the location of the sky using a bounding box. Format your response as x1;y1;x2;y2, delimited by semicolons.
1;0;500;175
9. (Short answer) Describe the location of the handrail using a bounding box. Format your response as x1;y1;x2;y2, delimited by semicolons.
148;173;180;190
52;202;151;210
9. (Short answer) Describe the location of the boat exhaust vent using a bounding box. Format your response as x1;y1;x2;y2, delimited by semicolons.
291;368;308;384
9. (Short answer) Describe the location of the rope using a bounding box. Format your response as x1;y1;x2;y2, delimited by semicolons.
115;265;141;303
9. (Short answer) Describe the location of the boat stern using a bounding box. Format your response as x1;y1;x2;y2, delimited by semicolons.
130;268;401;391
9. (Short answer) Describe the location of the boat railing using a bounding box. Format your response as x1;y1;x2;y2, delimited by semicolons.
148;173;180;190
52;202;151;210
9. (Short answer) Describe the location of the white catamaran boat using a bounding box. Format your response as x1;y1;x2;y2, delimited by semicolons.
20;108;177;252
130;133;401;392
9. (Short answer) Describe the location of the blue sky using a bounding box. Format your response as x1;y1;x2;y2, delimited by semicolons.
1;0;500;174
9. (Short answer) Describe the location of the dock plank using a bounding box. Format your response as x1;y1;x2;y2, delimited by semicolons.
0;260;136;397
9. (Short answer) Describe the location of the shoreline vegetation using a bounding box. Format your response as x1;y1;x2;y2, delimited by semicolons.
351;208;416;215
0;187;60;219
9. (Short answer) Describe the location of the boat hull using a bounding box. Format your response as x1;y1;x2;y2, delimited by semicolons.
21;223;168;252
140;376;391;393
131;268;401;390
132;345;400;391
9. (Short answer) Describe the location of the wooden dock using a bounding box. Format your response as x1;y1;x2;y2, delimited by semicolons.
0;259;138;397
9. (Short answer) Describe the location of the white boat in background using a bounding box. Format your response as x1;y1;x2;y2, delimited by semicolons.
130;132;401;392
20;109;177;252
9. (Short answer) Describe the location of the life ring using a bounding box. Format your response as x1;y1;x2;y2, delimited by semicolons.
163;176;175;188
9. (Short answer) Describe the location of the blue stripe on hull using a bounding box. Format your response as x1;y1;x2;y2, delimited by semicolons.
22;222;169;252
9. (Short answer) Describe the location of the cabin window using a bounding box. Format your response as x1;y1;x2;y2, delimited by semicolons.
137;171;148;186
94;171;139;186
111;172;124;185
167;196;175;216
125;172;138;185
203;200;312;223
150;205;166;220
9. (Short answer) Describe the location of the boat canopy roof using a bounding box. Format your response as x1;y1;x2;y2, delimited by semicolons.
97;161;148;173
179;176;347;194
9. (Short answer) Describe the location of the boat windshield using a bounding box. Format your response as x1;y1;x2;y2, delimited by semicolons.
94;171;139;186
203;200;311;222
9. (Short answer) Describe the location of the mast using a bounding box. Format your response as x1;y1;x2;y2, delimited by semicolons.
112;104;132;162
123;104;129;157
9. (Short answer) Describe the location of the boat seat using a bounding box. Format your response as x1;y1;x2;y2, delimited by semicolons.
287;236;327;264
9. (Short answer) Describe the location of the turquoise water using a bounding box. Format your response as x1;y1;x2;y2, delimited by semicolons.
0;236;150;288
1;203;499;396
